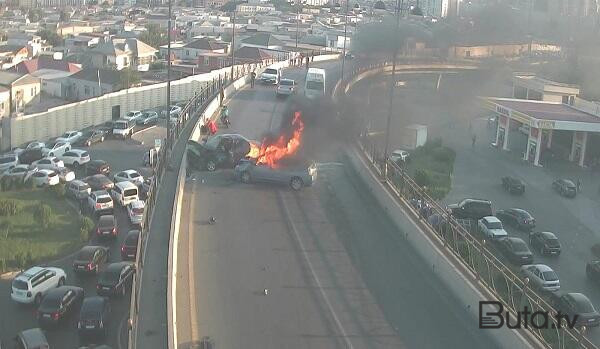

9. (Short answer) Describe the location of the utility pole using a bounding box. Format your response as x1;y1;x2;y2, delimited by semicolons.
382;0;401;179
340;0;350;80
166;0;172;148
230;8;236;79
295;0;301;48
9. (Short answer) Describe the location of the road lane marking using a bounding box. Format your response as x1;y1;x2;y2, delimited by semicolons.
188;182;200;342
278;191;354;349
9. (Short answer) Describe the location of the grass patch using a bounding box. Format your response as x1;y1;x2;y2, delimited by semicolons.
0;189;82;273
405;139;455;200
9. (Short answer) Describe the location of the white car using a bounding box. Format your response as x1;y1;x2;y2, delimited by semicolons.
123;110;143;121
389;149;410;163
31;169;60;187
478;216;509;239
56;131;83;144
26;141;46;150
113;169;144;186
520;264;560;291
162;105;182;118
127;200;145;225
55;167;75;182
0;154;19;172
88;190;114;215
42;142;71;157
276;79;296;96
11;266;67;304
260;67;280;84
31;157;64;170
60;149;90;167
1;165;37;182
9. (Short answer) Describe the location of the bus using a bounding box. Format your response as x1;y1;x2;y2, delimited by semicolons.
304;68;326;99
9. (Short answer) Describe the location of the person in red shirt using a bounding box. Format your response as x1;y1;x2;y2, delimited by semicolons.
208;119;218;135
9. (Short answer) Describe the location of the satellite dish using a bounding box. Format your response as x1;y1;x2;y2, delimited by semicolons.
53;52;63;60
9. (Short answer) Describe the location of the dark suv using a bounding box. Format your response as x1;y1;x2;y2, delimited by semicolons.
552;179;577;198
501;176;525;194
448;198;492;220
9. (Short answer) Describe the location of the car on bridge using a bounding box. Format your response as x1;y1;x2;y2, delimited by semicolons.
234;159;317;191
186;134;256;172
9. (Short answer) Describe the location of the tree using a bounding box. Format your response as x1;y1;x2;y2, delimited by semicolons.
27;8;42;22
120;68;141;89
36;29;63;47
353;18;430;56
138;24;168;50
411;6;423;16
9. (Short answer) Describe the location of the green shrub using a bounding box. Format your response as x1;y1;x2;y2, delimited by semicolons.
426;186;450;200
80;227;90;242
52;183;66;198
432;146;456;164
0;221;13;239
23;178;34;190
422;137;443;151
0;199;21;216
34;203;53;229
80;216;94;233
414;169;432;187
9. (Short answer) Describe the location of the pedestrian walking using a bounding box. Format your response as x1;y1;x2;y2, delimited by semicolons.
219;87;224;106
305;56;309;70
471;134;476;148
577;179;582;192
250;71;256;88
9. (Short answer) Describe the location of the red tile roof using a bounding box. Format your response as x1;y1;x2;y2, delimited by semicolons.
12;56;82;74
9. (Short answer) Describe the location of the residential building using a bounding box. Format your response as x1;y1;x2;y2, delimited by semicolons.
12;57;82;98
448;42;561;59
7;32;41;58
0;45;29;70
65;35;101;53
0;71;41;114
232;46;274;63
240;33;284;50
0;88;9;119
236;3;276;13
64;68;121;101
181;38;227;61
89;38;157;71
57;24;97;37
194;0;227;8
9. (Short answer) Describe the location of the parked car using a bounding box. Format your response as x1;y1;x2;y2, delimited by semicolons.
14;328;49;349
86;160;111;176
186;135;256;172
37;286;84;327
55;167;75;183
85;174;114;191
1;165;36;182
87;190;114;216
75;129;106;147
529;231;561;256
389;149;410;163
73;246;110;274
56;131;83;144
11;266;67;305
95;214;118;240
0;154;18;172
137;111;159;125
113;169;144;186
552;179;577;198
496;237;534;265
25;141;46;150
586;261;600;283
31;157;64;170
127;200;145;226
78;296;111;339
18;148;44;164
234;159;317;191
121;230;140;260
276;78;297;96
66;180;91;200
96;262;135;297
495;208;535;231
31;169;60;187
161;105;181;118
501;176;525;194
448;198;492;220
97;121;114;136
520;264;560;291
477;216;508;239
60;149;91;167
112;119;136;139
123;110;142;121
42;141;71;157
111;181;139;206
551;293;600;327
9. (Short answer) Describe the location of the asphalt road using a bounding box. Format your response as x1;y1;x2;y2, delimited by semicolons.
355;69;600;345
175;62;498;348
0;124;165;349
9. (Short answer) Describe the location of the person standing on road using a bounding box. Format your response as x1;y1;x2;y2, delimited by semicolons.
305;56;309;70
250;71;256;88
577;179;582;193
471;134;476;148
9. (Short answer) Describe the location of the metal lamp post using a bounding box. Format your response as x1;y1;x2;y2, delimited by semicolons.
230;8;236;80
340;0;350;80
166;0;172;149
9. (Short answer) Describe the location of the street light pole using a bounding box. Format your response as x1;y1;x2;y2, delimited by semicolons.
295;0;301;48
340;0;350;80
166;0;172;148
230;8;236;79
382;0;401;179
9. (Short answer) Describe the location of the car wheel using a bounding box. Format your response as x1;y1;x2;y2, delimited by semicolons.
49;152;54;157
290;177;303;191
58;277;65;286
240;171;251;183
73;161;79;168
206;160;216;172
34;293;42;305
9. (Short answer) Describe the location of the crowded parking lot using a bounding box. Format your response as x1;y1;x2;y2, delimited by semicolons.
0;107;167;348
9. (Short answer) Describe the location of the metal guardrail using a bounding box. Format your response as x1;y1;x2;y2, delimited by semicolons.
126;59;282;349
337;60;599;349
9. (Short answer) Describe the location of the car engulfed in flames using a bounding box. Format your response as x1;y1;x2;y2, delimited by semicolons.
246;111;304;168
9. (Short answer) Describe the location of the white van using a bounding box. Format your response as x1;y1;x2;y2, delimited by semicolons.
111;181;139;206
112;119;136;139
304;68;326;99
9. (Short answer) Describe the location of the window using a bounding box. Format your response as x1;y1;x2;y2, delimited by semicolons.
204;56;210;65
186;50;190;56
84;86;90;96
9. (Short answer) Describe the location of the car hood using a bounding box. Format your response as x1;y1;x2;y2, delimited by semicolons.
490;229;508;236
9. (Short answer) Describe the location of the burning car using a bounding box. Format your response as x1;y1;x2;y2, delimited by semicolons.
186;134;259;172
234;159;317;191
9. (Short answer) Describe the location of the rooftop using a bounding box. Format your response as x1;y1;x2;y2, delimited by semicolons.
488;98;600;123
241;33;285;47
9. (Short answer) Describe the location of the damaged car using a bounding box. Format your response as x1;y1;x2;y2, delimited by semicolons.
186;134;257;172
234;159;317;191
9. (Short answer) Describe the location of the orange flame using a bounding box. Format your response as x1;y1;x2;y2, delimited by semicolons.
248;111;304;168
